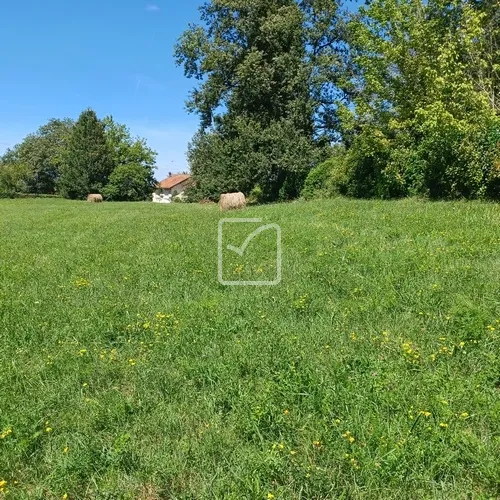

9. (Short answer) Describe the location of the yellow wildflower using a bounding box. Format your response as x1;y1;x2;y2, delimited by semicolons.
343;431;355;443
46;427;53;433
419;411;431;418
439;423;448;429
0;428;12;439
75;278;90;287
267;494;275;500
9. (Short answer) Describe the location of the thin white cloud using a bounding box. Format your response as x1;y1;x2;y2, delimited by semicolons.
131;73;165;93
145;4;160;12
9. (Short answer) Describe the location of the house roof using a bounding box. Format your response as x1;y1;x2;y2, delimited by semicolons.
158;174;191;189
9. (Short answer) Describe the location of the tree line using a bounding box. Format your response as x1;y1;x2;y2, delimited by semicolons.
176;0;499;202
0;109;157;201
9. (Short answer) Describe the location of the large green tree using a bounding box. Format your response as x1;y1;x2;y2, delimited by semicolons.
1;119;74;194
175;0;345;201
58;109;113;199
103;116;157;171
332;0;500;199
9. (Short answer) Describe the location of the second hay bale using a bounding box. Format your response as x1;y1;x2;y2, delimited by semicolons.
87;194;103;203
219;192;246;211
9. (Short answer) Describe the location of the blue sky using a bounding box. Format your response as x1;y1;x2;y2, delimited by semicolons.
0;0;203;180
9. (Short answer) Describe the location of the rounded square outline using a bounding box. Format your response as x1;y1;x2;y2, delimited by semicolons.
218;218;282;286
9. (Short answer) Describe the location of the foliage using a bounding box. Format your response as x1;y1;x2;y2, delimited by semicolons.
175;0;345;201
58;109;114;199
102;163;157;202
188;117;325;202
103;117;157;172
0;163;32;198
0;119;74;194
0;198;499;497
301;146;346;199
247;185;264;205
1;113;157;201
336;0;500;200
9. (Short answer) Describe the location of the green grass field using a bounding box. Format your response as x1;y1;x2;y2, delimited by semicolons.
0;198;499;499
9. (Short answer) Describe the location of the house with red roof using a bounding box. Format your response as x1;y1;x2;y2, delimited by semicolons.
153;173;192;203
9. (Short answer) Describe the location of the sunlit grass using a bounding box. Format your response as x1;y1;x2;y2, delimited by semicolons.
0;198;499;498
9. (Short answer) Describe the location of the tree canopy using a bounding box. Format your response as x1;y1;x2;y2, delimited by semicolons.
175;0;346;201
0;110;158;201
177;0;500;201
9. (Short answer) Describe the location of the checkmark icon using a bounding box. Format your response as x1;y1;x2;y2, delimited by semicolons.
226;224;278;257
218;218;282;286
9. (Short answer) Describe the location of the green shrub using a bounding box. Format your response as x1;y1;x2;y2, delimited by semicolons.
301;148;347;200
301;161;332;200
247;185;264;205
102;163;156;201
0;163;32;198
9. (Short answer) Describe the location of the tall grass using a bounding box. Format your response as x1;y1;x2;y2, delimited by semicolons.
0;198;498;498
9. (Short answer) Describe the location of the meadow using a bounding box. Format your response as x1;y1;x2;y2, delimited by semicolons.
0;198;499;499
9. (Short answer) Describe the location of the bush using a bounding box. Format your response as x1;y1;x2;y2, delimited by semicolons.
0;163;32;198
102;163;156;201
247;185;264;205
301;147;348;200
301;161;332;200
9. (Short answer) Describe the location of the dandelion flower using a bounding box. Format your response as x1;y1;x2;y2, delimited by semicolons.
439;423;448;429
267;494;275;500
0;428;12;439
46;427;53;433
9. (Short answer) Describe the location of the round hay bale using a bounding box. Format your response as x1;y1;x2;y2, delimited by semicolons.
87;194;103;203
219;192;246;212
